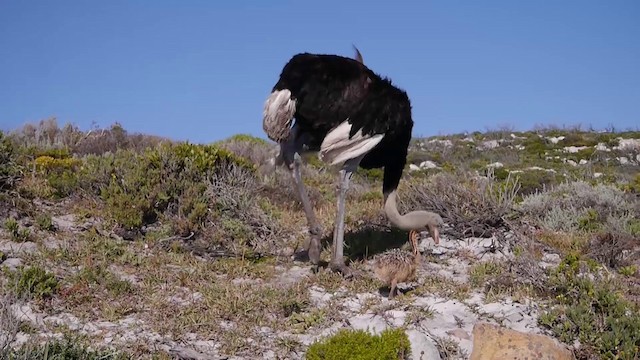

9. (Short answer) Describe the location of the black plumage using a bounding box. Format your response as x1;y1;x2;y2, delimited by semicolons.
270;52;414;194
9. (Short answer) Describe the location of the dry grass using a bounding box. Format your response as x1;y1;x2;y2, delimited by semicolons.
401;170;520;238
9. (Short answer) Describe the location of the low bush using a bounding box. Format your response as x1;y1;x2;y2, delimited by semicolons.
539;254;640;359
9;266;59;300
401;170;519;238
305;328;411;360
0;131;21;191
518;181;637;237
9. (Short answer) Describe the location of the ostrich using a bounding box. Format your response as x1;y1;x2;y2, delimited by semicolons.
262;48;441;276
373;230;422;299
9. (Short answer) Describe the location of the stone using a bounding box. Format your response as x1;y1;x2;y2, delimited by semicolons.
419;160;438;169
487;162;504;168
447;328;471;340
614;138;640;151
348;313;388;335
409;164;420;171
2;257;23;271
406;329;442;360
548;136;565;144
51;214;76;231
563;146;588;153
0;241;38;255
481;140;499;149
470;322;574;360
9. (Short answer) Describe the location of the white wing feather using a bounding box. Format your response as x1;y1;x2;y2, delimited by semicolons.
319;121;384;166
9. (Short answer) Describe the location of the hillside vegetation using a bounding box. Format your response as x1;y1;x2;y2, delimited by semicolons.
1;118;640;359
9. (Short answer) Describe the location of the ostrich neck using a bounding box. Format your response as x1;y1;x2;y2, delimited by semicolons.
384;190;422;231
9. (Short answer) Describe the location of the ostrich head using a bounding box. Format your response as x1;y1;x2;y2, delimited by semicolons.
384;191;443;245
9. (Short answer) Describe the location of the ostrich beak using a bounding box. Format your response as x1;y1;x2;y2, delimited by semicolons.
428;225;440;245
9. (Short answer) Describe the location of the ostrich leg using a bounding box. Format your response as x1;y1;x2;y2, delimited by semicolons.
329;156;363;277
290;152;323;264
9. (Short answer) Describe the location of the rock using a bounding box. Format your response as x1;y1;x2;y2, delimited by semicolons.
480;140;499;150
0;241;38;255
614;138;640;151
594;143;610;151
419;160;438;169
564;146;588;153
579;159;588;165
2;257;23;271
406;329;442;360
542;253;561;264
428;139;453;148
619;156;629;165
487;162;503;168
593;172;603;178
348;313;388;335
447;328;471;340
548;136;565;144
470;322;574;360
51;214;76;231
409;164;420;171
566;159;577;166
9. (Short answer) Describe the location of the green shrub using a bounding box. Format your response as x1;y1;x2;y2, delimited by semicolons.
6;336;129;359
10;266;59;300
36;213;55;232
539;254;640;359
512;170;563;196
518;181;638;236
3;218;30;242
0;130;21;190
305;328;411;360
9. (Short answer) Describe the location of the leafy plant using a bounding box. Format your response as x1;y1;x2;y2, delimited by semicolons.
10;266;59;300
539;254;640;359
305;328;411;360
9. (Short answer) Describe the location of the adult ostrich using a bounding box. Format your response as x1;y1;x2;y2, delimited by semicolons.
262;48;440;276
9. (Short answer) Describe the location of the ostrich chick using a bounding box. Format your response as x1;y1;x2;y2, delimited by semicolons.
373;230;422;299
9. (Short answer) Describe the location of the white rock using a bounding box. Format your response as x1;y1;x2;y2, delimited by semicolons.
348;313;388;335
614;138;640;151
51;214;76;231
563;146;588;153
480;140;499;149
461;137;475;142
619;157;629;165
579;159;588;165
542;253;561;264
419;161;438;169
594;143;610;151
548;136;565;144
593;172;603;178
385;310;407;327
566;159;577;166
409;164;420;171
428;139;453;148
486;162;503;168
406;329;442;360
10;304;44;326
515;145;525;150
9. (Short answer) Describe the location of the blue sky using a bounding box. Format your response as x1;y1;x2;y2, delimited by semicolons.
1;1;639;143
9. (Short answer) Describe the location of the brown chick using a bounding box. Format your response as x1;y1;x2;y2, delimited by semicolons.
373;230;421;299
